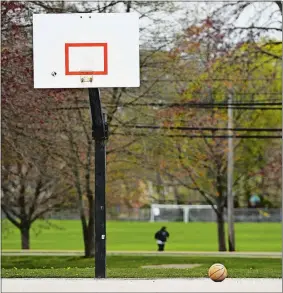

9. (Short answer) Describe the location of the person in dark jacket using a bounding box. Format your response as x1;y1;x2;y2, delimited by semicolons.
154;226;169;251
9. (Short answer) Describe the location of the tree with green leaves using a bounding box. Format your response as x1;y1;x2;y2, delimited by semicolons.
138;19;281;251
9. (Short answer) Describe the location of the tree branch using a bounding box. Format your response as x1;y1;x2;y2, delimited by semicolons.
275;1;282;14
176;146;218;214
1;205;21;228
230;26;281;32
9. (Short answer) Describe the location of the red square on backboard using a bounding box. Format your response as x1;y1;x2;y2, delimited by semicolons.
65;43;108;75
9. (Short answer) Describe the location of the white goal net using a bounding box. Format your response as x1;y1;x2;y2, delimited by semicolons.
150;204;216;222
150;204;281;222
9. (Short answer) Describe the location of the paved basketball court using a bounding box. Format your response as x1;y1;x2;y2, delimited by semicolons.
2;278;282;292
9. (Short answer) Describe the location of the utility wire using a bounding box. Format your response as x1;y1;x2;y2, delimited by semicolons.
110;124;282;132
118;102;282;106
140;78;282;82
122;107;281;110
112;132;281;139
104;102;281;110
55;104;282;111
106;103;282;110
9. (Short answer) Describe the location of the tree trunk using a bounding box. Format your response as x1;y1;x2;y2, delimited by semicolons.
216;211;226;251
156;172;165;203
85;196;95;258
173;186;183;205
84;233;95;258
21;226;30;249
85;219;95;257
80;213;92;258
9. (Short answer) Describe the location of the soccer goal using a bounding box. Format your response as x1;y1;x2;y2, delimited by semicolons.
150;204;217;222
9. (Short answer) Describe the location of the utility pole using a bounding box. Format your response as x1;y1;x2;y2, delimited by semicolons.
227;90;235;251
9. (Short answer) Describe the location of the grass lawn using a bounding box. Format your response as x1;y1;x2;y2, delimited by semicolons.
2;255;282;278
1;220;281;252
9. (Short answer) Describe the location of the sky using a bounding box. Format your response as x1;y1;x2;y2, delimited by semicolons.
66;1;281;48
137;1;281;49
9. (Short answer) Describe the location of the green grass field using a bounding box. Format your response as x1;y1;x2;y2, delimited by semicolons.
2;220;281;251
2;255;282;278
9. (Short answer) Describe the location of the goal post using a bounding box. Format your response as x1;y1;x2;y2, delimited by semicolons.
150;204;217;223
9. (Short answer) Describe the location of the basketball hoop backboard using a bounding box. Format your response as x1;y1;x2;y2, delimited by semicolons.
33;13;140;88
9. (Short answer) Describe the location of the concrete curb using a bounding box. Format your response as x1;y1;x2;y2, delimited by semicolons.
2;278;282;292
2;250;281;258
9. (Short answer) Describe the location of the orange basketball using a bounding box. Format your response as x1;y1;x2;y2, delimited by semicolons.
208;263;227;282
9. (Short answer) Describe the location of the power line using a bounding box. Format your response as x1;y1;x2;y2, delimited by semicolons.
108;102;282;106
111;124;282;132
123;106;282;110
104;102;282;110
54;105;282;111
127;93;282;96
140;78;282;82
112;132;281;139
54;99;282;111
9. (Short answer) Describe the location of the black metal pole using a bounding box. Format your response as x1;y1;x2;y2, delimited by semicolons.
94;137;106;278
88;88;107;278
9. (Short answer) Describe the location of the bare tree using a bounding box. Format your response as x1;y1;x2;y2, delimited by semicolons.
1;144;71;249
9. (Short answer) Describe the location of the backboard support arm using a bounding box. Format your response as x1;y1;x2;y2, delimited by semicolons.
88;88;108;278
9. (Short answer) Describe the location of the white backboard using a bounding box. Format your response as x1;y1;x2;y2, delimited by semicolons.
33;13;140;88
